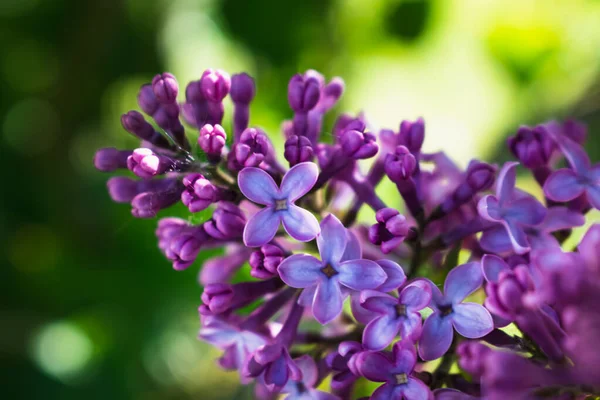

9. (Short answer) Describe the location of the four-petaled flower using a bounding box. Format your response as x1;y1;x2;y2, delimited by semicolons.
356;340;433;400
478;162;547;254
281;355;340;400
543;133;600;210
360;279;432;351
278;215;387;324
419;262;493;361
239;162;320;247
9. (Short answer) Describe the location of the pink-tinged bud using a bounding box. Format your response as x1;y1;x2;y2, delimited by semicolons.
466;161;496;192
384;146;417;183
181;173;218;213
288;74;321;112
284;135;314;166
152;72;179;104
127;148;171;179
165;225;207;270
228;127;270;170
198;124;227;160
249;244;285;279
200;69;231;102
94;148;131;172
484;266;534;320
368;208;413;254
230;73;256;104
156;218;191;255
457;341;492;379
399;118;425;154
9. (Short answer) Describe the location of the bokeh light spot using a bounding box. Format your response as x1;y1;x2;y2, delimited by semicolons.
9;224;60;273
2;39;59;93
3;99;59;155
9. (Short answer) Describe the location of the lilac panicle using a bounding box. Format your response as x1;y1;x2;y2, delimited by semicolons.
96;68;600;399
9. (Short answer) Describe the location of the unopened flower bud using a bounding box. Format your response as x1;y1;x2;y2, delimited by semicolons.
181;173;218;213
384;146;417;183
399;118;425;154
200;69;231;103
94;148;131;172
249;244;285;279
199;124;227;161
152;72;179;104
230;73;256;104
288;74;321;112
368;208;413;254
284;135;314;165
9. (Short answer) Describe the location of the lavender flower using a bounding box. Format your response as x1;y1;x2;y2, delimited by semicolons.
278;215;387;324
280;355;339;400
419;262;493;360
238;162;320;247
368;208;414;254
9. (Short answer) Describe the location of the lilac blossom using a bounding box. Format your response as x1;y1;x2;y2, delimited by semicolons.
280;355;339;400
356;340;433;400
360;279;432;350
477;162;547;254
239;162;320;247
419;262;493;360
278;215;387;324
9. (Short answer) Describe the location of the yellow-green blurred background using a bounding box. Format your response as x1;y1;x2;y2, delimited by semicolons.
2;0;600;398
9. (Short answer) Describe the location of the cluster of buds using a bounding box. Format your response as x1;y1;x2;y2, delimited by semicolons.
95;68;600;399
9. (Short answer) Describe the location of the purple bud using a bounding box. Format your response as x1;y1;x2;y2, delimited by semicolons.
94;148;131;172
131;182;183;218
457;341;492;379
204;202;246;240
181;173;218;213
230;73;256;104
288;74;321;112
199;124;227;161
249;244;285;279
200;69;231;102
333;114;363;137
507;126;554;169
156;217;191;255
317;77;344;111
384;146;417;183
228;128;269;170
126;148;171;179
368;208;413;254
466;161;496;192
106;177;139;202
165;225;208;270
485;266;534;320
137;84;159;115
563;119;587;144
399;117;425;153
340;128;379;159
121;111;171;149
151;72;179;104
201;283;235;314
284;135;314;166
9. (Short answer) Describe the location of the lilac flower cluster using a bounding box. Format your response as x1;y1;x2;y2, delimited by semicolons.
95;68;600;399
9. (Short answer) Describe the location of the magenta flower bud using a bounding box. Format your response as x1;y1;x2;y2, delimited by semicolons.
288;74;321;112
249;244;285;279
399;117;425;153
384;146;417;183
198;124;226;161
126;148;171;179
121;111;171;149
228;127;270;170
230;73;256;104
466;161;496;192
284;135;314;166
130;181;183;218
368;208;413;254
204;202;246;240
485;266;534;320
333;114;364;137
165;225;208;270
340;128;379;159
106;177;139;203
507;126;554;169
457;341;492;379
151;72;179;104
200;69;231;102
201;283;235;314
156;217;191;255
137;84;160;115
94;148;131;172
181;173;218;213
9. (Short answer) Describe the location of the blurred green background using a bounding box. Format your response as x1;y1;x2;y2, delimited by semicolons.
2;0;600;398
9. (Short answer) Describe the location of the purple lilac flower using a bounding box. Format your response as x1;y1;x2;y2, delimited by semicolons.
280;355;339;400
249;244;286;279
477;162;547;254
278;215;387;324
419;262;493;360
360;279;432;350
543;133;600;210
238;162;320;247
356;340;433;400
368;208;414;254
326;341;363;395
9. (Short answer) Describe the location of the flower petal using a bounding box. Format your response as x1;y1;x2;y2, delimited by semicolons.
400;312;423;341
539;206;585;232
355;352;393;382
496;162;518;206
477;195;502;222
281;205;320;242
371;384;399;400
280;162;319;202
418;313;453;361
444;262;483;304
404;378;433;400
278;254;323;288
340;229;362;261
481;254;510;283
502;219;531;255
238;167;278;205
433;388;478;400
298;285;317;307
579;224;600;272
313;279;343;324
554;134;591;174
400;280;432;311
350;292;377;324
363;315;401;351
317;214;348;265
543;169;585;202
360;290;397;314
392;339;417;373
376;259;406;292
264;355;290;391
338;259;387;290
293;355;317;387
479;226;513;254
504;196;546;226
451;303;493;338
420;278;444;309
243;207;281;247
586;184;600;210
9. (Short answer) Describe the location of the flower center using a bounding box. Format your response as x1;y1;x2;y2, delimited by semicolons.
439;304;453;317
395;373;408;385
275;199;288;211
321;264;338;278
395;304;407;317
